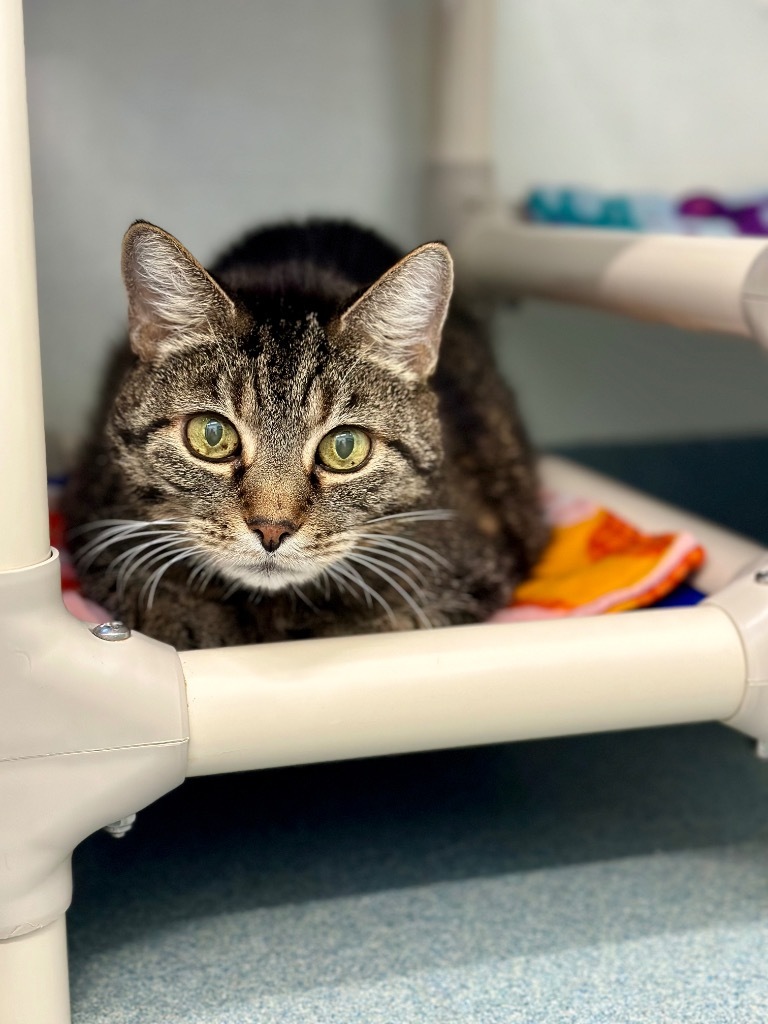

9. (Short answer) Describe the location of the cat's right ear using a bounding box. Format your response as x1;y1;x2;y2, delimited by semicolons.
122;221;240;361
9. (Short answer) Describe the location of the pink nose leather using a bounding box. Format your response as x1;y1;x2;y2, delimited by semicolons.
248;519;296;553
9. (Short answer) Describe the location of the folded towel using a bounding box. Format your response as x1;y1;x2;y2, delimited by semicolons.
492;491;705;623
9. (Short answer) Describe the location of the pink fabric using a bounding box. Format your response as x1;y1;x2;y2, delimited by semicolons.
62;589;112;623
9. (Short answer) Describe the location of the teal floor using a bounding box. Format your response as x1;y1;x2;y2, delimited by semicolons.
67;440;768;1022
69;726;768;1023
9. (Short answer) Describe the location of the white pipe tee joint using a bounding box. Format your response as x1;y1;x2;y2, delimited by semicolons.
0;552;188;939
706;558;768;746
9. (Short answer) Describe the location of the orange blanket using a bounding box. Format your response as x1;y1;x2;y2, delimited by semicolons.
492;491;704;622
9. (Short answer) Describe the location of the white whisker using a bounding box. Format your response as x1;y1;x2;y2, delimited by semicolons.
333;560;394;623
220;579;241;601
143;549;199;610
183;557;219;595
356;541;429;589
196;568;217;596
365;509;454;527
355;532;451;570
120;542;194;600
347;550;426;600
109;534;187;580
322;564;351;599
317;568;332;601
69;517;181;537
346;551;432;629
76;525;153;569
76;522;184;571
291;582;319;612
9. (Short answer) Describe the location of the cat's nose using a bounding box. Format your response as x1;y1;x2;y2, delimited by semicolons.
247;519;296;552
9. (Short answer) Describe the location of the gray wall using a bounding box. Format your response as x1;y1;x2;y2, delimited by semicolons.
23;0;768;466
24;0;431;467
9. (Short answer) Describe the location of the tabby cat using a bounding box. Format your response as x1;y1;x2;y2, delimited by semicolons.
64;220;547;650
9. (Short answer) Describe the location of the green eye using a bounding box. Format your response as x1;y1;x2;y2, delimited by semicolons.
185;414;240;461
317;427;371;472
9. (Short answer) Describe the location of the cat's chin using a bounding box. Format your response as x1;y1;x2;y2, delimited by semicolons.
218;560;322;595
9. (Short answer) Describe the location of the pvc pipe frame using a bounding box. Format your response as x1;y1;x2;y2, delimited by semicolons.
0;920;70;1024
183;604;747;776
179;456;767;776
4;0;768;1021
0;0;49;571
451;214;768;346
424;0;497;241
0;6;70;1016
429;0;495;165
425;2;768;345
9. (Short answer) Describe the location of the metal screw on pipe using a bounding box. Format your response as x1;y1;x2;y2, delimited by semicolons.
90;621;132;641
103;814;137;839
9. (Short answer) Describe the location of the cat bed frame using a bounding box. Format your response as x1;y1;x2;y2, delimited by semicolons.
4;1;768;1021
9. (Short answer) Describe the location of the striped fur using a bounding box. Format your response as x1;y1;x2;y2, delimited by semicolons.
64;219;547;650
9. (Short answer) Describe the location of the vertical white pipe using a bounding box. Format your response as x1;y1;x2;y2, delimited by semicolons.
0;2;65;1010
426;0;498;239
430;0;496;164
0;0;50;571
0;918;71;1024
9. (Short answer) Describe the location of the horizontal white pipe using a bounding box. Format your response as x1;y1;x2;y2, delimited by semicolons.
430;0;495;165
0;917;70;1024
453;215;768;343
0;0;49;571
183;605;745;777
541;456;764;594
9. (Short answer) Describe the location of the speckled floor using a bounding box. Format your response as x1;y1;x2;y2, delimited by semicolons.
66;441;768;1022
68;723;768;1023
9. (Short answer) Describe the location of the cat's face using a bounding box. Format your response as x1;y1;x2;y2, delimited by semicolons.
109;222;453;595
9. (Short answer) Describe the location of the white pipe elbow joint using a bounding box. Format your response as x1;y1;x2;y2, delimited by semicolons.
0;553;188;939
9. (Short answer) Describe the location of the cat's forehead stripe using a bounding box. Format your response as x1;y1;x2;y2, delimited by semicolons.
226;360;255;422
244;321;330;412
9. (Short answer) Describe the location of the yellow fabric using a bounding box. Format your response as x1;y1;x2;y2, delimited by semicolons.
509;507;704;616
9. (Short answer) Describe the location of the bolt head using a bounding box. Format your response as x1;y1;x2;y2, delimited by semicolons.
91;621;132;642
103;813;137;838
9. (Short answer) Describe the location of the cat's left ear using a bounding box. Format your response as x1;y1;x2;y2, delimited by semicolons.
122;220;241;361
337;242;453;381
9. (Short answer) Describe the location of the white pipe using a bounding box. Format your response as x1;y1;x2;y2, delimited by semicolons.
453;214;768;344
0;918;71;1024
425;0;498;239
183;605;745;776
0;0;49;571
430;0;496;165
541;456;764;594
